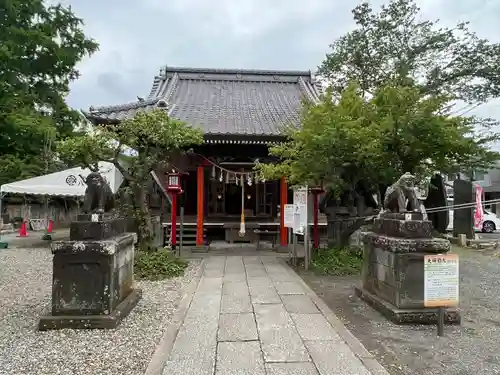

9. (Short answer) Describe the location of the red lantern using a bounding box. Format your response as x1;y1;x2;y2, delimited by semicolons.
166;171;183;193
165;170;183;253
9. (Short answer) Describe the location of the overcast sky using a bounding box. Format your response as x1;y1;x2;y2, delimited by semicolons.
62;0;499;121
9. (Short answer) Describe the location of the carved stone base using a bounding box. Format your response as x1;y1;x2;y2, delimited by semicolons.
39;289;142;330
354;286;461;325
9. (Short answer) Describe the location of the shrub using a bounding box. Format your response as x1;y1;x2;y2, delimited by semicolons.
311;247;363;276
134;248;188;280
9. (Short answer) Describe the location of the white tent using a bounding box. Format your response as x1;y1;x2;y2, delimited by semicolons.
0;162;124;197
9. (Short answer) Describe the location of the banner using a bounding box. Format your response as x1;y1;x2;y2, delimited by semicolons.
474;184;484;228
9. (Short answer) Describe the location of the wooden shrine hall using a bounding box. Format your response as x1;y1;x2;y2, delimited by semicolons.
84;66;325;249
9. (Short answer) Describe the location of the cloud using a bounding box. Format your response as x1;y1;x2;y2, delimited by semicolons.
63;0;500;125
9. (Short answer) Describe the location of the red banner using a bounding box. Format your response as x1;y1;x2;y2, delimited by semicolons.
474;184;484;228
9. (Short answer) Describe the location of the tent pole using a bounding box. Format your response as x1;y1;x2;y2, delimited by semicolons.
0;192;6;243
44;195;49;231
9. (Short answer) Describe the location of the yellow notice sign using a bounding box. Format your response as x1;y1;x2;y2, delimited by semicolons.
424;254;459;308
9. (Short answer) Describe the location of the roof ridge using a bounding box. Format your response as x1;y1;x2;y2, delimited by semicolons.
89;97;159;113
162;65;313;78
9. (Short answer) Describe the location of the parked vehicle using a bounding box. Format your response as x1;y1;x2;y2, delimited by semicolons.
446;207;500;233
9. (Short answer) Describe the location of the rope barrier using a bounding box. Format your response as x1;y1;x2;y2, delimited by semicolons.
324;197;500;222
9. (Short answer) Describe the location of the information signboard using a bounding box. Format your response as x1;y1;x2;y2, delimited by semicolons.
293;186;308;235
283;204;294;228
424;254;459;308
293;204;306;234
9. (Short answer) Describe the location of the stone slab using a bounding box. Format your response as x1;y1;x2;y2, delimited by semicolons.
281;295;319;314
191;245;210;253
267;272;296;282
70;216;127;241
245;268;268;278
254;303;310;362
216;341;265;375
355;286;461;324
222;282;249;296
274;281;305;295
291;313;342;341
221;294;253;314
363;232;450;253
249;285;281;304
38;288;142;330
305;340;371;375
247;277;274;288
265;362;319;375
223;272;247;282
162;357;215;375
218;313;258;341
373;217;433;238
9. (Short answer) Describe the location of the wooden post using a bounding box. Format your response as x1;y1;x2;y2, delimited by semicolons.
196;166;204;246
280;177;288;246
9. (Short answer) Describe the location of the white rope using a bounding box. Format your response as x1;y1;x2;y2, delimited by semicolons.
329;197;500;222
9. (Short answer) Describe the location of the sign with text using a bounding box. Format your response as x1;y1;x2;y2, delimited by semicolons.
293;204;306;234
424;254;459;308
283;204;294;228
293;186;308;235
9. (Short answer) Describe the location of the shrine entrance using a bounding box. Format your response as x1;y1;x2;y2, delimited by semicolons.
207;178;277;220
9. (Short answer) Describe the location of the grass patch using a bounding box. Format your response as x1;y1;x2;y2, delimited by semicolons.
134;248;188;280
311;247;363;276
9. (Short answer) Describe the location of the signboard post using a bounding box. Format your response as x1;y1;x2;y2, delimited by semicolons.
424;253;459;336
293;186;310;270
283;204;295;264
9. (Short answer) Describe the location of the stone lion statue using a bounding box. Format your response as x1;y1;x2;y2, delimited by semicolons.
82;172;115;214
383;172;423;213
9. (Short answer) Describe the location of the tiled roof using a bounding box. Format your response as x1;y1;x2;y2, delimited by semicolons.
85;66;323;136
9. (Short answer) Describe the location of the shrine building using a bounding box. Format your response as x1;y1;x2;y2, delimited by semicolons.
84;66;324;248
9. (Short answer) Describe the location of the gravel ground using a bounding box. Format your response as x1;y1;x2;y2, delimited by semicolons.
297;246;500;375
0;247;201;375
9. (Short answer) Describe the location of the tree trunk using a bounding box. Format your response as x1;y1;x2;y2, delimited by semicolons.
132;184;153;251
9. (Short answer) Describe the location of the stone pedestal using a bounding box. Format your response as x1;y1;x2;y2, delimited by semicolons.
39;214;142;330
355;212;461;324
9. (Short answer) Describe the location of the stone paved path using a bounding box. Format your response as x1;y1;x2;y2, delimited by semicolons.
161;255;382;375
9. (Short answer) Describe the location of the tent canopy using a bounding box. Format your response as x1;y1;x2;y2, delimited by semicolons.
0;162;124;197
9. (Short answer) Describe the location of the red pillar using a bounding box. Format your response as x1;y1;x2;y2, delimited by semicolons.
280;177;288;246
313;192;319;249
196;166;204;246
171;193;177;250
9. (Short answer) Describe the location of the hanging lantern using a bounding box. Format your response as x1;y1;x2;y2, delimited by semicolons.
166;170;182;193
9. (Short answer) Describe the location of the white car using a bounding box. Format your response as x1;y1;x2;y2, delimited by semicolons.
447;208;500;233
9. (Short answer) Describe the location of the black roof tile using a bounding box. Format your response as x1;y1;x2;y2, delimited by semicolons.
85;66;323;136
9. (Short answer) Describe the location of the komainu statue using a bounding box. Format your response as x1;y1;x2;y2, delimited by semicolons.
82;172;115;213
383;172;423;213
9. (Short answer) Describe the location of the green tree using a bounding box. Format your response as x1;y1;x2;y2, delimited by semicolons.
319;0;500;104
259;82;499;198
0;0;98;185
57;109;204;249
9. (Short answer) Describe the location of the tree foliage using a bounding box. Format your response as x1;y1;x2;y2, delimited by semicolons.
319;0;500;104
258;83;500;196
57;109;204;248
0;0;98;185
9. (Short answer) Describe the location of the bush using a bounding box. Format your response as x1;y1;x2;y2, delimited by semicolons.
311;247;363;276
134;248;188;280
